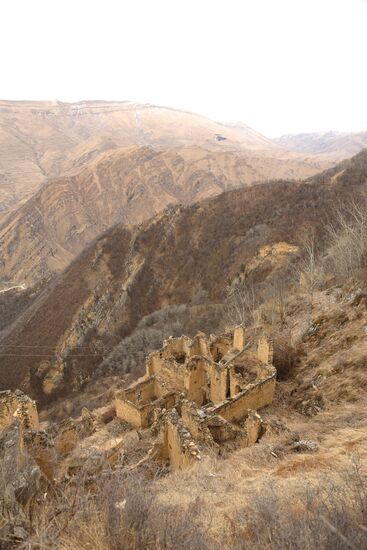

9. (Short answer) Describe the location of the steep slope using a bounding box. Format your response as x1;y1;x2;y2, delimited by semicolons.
1;150;366;401
0;144;327;286
0;99;328;214
274;131;367;159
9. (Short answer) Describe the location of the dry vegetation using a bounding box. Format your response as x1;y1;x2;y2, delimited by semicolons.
2;407;366;549
1;151;367;548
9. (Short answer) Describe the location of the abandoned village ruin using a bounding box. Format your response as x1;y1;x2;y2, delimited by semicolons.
0;327;276;481
115;327;276;470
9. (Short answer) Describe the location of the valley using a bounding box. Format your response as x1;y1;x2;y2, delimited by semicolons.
0;103;366;550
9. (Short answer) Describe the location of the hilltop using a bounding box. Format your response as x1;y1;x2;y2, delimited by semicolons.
0;99;328;217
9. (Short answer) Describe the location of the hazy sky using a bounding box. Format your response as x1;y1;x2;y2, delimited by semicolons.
1;0;366;137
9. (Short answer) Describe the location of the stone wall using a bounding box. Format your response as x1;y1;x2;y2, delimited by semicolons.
209;334;232;361
233;326;245;351
181;400;214;443
184;356;212;406
161;410;201;471
212;370;276;423
257;336;273;365
189;333;209;357
115;389;176;428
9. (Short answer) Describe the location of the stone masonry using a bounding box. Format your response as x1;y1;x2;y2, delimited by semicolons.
115;327;276;470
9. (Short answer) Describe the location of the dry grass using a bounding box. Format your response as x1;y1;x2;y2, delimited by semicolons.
45;453;366;550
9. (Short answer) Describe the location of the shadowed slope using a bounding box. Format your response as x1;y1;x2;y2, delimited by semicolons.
1;150;366;400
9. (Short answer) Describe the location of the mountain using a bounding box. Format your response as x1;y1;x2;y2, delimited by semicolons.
274;131;367;158
0;142;328;287
1;149;366;402
0;99;319;215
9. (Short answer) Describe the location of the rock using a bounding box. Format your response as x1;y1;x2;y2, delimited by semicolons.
292;440;319;453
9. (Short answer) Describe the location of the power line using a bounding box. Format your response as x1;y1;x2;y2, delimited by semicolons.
0;344;100;348
0;353;105;359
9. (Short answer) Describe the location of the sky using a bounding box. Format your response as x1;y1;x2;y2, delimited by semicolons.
0;0;366;137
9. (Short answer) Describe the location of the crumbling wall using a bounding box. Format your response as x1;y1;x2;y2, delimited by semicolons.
161;411;201;471
233;326;245;351
209;364;229;404
157;359;187;393
161;336;191;361
206;414;241;443
181;401;214;443
229;361;259;396
258;336;273;365
209;334;232;362
115;396;144;428
243;411;264;446
229;368;244;397
184;357;212;406
212;371;276;423
146;351;163;376
189;333;209;357
123;377;159;404
115;390;176;428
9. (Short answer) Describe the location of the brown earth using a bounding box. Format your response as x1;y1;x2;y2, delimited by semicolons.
0;99;330;216
0;142;329;286
1;150;366;402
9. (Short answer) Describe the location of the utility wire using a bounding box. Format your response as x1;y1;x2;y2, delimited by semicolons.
0;344;102;348
0;353;106;357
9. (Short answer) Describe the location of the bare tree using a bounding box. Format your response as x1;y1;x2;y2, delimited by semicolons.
268;275;289;330
326;193;367;279
296;230;323;312
225;276;259;326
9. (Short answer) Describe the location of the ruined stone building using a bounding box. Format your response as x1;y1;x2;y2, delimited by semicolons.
115;327;276;470
0;328;276;483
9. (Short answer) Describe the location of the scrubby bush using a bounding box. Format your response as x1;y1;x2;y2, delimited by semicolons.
229;459;367;550
14;455;366;550
98;303;224;376
326;190;367;280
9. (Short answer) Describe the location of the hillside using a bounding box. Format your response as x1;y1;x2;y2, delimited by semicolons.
0;100;329;216
1;150;366;403
1;151;367;549
274;131;367;159
0;143;328;286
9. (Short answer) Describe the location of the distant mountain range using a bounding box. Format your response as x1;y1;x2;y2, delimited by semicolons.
274;131;367;158
0;100;334;286
1;102;366;288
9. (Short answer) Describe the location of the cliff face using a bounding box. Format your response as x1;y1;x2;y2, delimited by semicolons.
2;150;366;402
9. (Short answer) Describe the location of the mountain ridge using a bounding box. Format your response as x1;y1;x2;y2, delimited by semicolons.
0;99;334;215
2;149;366;402
0;143;327;286
274;131;367;158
